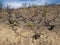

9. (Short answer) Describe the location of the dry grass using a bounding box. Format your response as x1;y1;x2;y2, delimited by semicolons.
0;5;60;45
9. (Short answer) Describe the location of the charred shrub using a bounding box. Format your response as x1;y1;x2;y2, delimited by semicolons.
32;33;40;40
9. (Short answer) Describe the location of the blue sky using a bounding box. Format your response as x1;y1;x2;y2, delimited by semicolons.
0;0;60;8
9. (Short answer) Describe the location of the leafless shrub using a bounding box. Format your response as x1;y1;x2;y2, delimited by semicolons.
32;32;40;40
40;4;59;30
22;3;27;8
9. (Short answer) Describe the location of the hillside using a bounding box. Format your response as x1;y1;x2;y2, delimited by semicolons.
0;5;60;45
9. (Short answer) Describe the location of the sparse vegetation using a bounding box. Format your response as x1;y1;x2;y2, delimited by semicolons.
42;8;47;17
0;3;60;45
27;21;34;28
